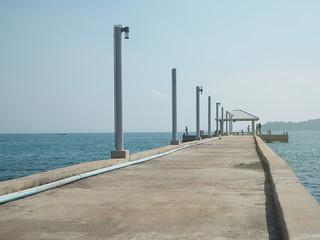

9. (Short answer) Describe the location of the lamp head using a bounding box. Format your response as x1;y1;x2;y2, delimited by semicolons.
199;86;203;94
122;27;129;39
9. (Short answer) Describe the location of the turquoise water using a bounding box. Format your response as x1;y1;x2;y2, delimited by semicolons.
267;131;320;204
0;132;177;182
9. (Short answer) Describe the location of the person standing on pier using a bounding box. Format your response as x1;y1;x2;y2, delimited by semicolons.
247;125;250;135
258;123;262;135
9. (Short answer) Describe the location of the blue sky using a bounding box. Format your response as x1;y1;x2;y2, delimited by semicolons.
1;0;320;133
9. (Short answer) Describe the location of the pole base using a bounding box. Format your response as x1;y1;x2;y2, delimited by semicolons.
195;136;201;140
111;150;130;159
171;140;180;145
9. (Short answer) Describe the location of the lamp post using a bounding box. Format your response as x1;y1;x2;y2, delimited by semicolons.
196;86;203;140
111;24;130;159
171;68;180;145
216;102;220;136
208;96;211;137
221;107;224;136
226;111;229;135
229;113;233;135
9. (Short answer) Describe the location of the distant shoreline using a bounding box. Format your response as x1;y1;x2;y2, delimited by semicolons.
262;118;320;131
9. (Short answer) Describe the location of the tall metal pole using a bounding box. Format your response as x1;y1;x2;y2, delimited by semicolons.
228;113;230;135
196;86;200;138
111;25;129;159
171;68;180;145
208;96;211;136
221;107;224;136
231;114;233;135
230;114;232;135
229;113;232;135
114;25;123;151
226;111;229;135
216;102;220;136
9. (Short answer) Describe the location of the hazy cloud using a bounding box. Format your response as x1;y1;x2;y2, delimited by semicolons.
149;90;169;98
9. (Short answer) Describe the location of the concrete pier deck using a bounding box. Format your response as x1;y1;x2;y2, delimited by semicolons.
0;136;281;239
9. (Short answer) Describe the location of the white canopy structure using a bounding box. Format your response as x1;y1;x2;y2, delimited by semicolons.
231;110;259;135
218;109;259;135
230;110;259;122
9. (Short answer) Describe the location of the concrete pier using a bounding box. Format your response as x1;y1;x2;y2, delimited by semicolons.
260;131;289;142
1;136;320;239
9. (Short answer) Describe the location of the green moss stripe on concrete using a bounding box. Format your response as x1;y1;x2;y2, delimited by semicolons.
255;136;320;240
0;138;214;197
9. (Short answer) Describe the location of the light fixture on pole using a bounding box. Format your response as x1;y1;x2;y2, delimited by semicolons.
226;111;229;135
111;24;130;159
208;96;211;137
230;114;233;135
221;107;224;136
196;86;203;140
216;102;220;136
171;68;180;145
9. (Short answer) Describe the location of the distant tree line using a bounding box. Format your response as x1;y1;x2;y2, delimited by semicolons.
262;118;320;131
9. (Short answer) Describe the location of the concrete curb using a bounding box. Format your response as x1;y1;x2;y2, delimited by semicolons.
0;138;215;197
255;136;320;240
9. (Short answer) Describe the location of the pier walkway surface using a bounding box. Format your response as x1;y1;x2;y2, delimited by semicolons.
1;136;280;239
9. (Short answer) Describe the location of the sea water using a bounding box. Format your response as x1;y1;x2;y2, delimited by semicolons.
0;132;175;182
1;131;319;205
267;131;320;204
